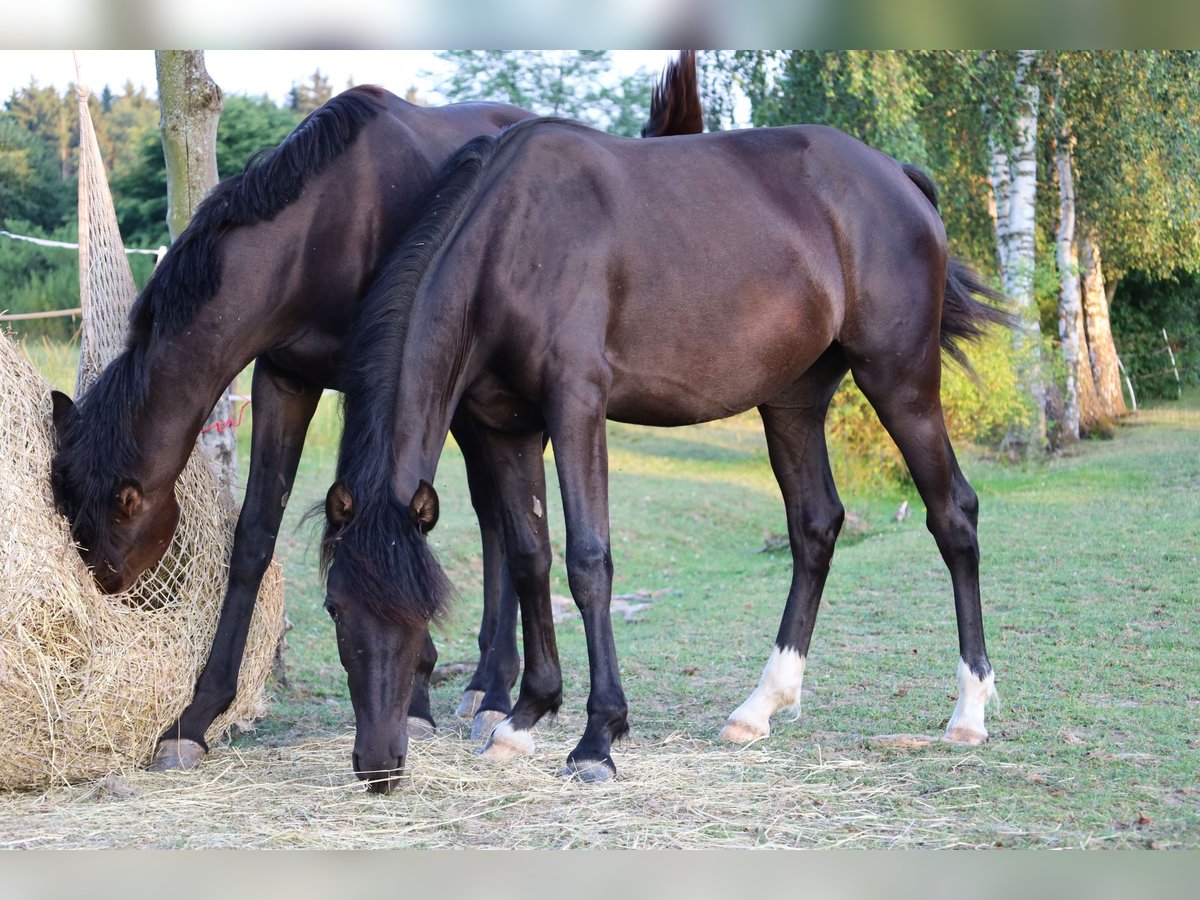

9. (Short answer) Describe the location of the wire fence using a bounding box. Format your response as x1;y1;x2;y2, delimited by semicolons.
1114;326;1199;402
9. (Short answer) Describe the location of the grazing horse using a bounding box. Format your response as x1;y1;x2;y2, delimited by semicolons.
49;63;700;775
322;116;1009;793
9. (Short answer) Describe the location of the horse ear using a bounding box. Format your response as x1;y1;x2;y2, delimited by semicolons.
326;481;356;528
117;479;143;520
50;390;78;439
409;480;439;534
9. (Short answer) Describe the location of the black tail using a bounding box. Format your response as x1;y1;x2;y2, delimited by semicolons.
942;259;1016;369
902;163;1016;368
642;51;704;138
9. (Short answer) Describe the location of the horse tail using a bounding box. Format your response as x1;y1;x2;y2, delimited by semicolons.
902;163;1016;368
941;259;1016;368
642;50;704;138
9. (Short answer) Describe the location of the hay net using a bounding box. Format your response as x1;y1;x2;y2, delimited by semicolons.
0;70;285;791
73;78;139;397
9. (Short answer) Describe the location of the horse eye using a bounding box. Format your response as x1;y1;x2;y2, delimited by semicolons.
325;602;341;624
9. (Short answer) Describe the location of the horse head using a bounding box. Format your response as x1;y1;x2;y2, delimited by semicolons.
49;390;181;593
322;478;446;794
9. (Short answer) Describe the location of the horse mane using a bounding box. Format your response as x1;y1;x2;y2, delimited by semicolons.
319;128;516;626
129;85;389;346
642;51;704;138
319;117;586;625
50;348;148;566
51;87;389;560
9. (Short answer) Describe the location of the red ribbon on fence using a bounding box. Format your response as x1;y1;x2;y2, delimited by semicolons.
199;399;251;436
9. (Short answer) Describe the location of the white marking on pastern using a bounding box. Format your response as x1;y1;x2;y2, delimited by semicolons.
718;645;806;743
943;657;996;745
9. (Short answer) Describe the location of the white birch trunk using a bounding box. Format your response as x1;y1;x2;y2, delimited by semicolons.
1081;234;1129;418
993;50;1047;453
155;51;238;498
1054;107;1082;443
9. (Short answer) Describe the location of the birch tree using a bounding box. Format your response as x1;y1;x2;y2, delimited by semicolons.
155;50;238;495
988;50;1047;453
1050;61;1104;440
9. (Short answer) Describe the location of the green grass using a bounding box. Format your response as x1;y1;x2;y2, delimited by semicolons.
233;380;1200;848
14;338;1200;846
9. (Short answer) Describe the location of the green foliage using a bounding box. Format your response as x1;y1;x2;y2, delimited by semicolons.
110;127;169;248
107;94;303;249
1061;52;1200;279
1111;270;1200;400
0;114;72;229
433;51;652;136
0;219;80;340
216;95;301;179
827;332;1033;490
752;51;931;164
0;218;157;340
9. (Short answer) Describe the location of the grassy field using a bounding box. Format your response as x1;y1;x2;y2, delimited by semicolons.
3;341;1198;847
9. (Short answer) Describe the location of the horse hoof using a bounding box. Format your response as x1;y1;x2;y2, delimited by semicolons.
456;690;484;718
479;719;535;761
560;758;616;783
718;718;768;744
471;708;507;742
407;716;436;740
943;725;988;746
148;738;206;772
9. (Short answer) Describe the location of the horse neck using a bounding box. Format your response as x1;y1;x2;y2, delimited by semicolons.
127;297;264;489
385;280;476;497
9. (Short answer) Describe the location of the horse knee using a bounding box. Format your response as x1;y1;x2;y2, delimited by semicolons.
509;543;552;594
566;541;613;599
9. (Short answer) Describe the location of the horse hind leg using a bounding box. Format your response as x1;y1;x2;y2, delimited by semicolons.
848;342;996;744
721;350;848;744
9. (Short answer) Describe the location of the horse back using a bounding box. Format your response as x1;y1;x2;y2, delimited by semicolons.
454;121;945;424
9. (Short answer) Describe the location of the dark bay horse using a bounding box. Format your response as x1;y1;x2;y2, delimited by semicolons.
322;117;1009;792
49;64;700;774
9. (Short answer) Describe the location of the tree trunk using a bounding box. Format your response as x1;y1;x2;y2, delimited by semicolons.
1073;285;1103;432
992;50;1047;453
1053;99;1082;444
1081;233;1129;418
155;51;238;497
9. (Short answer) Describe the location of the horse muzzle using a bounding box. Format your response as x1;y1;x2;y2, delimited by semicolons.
353;751;405;794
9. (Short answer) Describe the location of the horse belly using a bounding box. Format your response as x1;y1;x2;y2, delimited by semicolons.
605;302;831;426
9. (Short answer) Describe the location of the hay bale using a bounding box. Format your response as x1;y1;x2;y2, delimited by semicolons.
0;332;285;789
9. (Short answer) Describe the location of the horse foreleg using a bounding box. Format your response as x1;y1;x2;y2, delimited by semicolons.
152;360;320;770
469;428;563;761
721;358;847;744
545;382;628;782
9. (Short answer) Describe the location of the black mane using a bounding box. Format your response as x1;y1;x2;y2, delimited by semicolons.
319;128;513;626
129;85;388;346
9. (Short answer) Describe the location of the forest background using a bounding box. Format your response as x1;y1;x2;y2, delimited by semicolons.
3;50;1199;483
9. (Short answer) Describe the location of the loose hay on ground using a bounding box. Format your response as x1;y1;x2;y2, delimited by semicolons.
0;332;285;789
0;723;992;849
